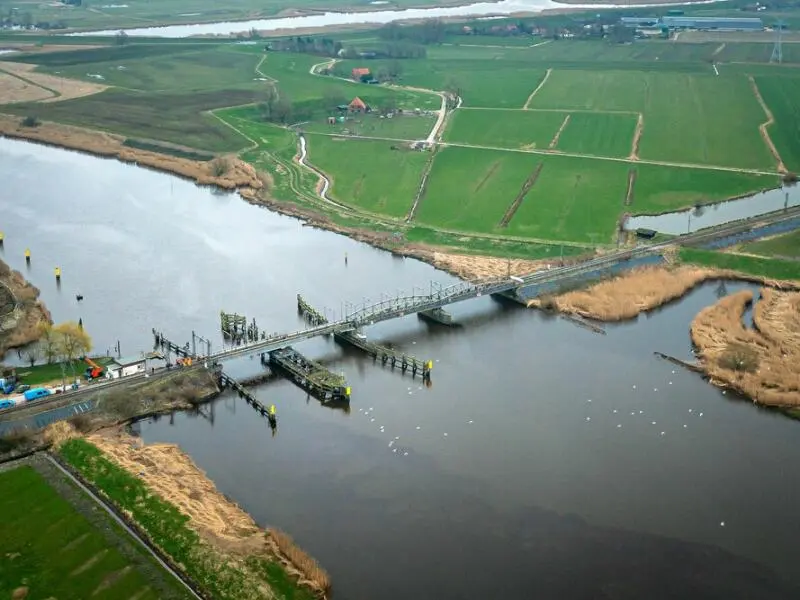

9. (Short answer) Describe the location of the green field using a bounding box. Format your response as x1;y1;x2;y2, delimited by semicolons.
529;69;775;169
306;134;428;217
755;75;800;173
680;248;800;280
8;356;117;387
629;166;779;215
417;146;539;232
444;108;567;150
0;463;189;600
554;112;637;158
741;230;800;259
504;155;629;242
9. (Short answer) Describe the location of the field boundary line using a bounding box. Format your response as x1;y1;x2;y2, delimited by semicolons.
748;75;788;175
462;107;639;115
406;144;439;222
436;141;780;176
499;162;543;228
548;114;570;149
0;63;59;101
629;113;644;160
523;68;551;109
624;168;636;207
712;43;726;56
209;111;259;152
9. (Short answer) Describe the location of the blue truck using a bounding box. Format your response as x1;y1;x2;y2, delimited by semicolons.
23;388;52;402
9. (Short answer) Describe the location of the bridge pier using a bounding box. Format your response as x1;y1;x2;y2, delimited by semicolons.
334;330;432;382
267;347;351;402
217;370;277;429
417;307;455;326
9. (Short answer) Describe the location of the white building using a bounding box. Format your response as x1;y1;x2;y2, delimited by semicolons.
107;355;147;379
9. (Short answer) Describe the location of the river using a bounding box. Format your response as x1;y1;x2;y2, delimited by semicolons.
2;137;799;599
70;0;720;37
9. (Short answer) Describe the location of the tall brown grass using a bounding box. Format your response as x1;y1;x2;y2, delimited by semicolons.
268;528;331;594
691;288;800;407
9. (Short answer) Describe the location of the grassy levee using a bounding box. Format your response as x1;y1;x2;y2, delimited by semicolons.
629;166;779;215
6;43;217;67
680;248;800;281
57;438;315;600
443;108;567;150
305;134;429;217
740;230;800;259
554;112;637;157
0;464;189;600
405;227;588;259
755;74;800;173
529;69;775;170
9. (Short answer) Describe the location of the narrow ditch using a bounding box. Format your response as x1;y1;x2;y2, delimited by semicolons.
498;163;543;228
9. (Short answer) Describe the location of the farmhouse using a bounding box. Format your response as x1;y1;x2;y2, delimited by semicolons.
348;97;369;113
351;67;370;81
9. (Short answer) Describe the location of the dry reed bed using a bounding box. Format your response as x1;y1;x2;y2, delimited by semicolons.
528;265;717;321
430;251;566;281
0;114;263;191
84;429;331;596
0;258;52;354
0;60;107;103
691;288;800;407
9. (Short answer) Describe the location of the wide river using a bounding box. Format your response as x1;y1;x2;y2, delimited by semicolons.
1;137;799;599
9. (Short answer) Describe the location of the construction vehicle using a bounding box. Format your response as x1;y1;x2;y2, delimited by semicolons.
84;357;105;380
175;357;193;367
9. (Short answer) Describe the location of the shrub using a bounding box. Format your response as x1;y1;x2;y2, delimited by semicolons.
20;116;40;128
718;342;760;373
210;157;231;177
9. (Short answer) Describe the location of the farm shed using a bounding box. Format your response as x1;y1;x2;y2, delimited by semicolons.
660;16;763;30
107;355;147;378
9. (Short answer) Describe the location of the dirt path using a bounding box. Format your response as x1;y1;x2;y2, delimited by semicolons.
499;162;543;227
712;42;726;56
628;113;644;160
624;168;637;207
310;57;338;75
749;75;788;174
523;68;552;110
548;114;570;149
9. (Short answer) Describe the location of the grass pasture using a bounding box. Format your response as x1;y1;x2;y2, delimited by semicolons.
629;165;778;215
680;248;800;281
0;463;188;600
530;69;774;169
302;113;434;140
417;146;539;232
505;155;630;242
554;112;637;158
306;134;428;217
755;75;800;172
444;108;567;150
741;230;800;259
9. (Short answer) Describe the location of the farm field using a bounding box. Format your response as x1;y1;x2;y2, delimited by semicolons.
504;155;629;242
530;69;775;169
306;134;429;217
416;146;539;232
0;463;188;600
629;165;779;215
741;230;800;259
680;248;800;280
754;75;800;172
444;108;567;150
554;112;637;158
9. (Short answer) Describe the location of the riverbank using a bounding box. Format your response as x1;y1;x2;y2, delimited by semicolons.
690;288;800;410
52;425;330;599
0;114;265;192
529;264;800;322
0;257;51;356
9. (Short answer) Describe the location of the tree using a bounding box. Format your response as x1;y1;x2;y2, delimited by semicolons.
114;30;128;46
322;89;346;110
24;343;41;368
259;84;280;121
53;321;92;364
272;95;294;124
37;322;60;364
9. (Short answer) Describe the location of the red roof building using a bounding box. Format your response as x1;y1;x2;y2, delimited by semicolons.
348;97;368;112
351;67;371;81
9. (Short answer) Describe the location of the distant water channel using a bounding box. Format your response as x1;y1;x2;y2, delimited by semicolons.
626;184;800;235
2;137;799;599
71;0;718;37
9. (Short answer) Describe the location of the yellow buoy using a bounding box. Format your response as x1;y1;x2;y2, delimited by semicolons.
24;248;31;261
54;267;61;280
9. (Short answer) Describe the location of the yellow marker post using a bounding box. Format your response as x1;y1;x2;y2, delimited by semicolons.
0;231;4;245
54;267;61;281
269;404;276;416
24;248;31;263
345;387;351;397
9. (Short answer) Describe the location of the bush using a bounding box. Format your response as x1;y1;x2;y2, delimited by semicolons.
20;115;40;128
718;343;760;373
0;429;34;454
210;157;231;177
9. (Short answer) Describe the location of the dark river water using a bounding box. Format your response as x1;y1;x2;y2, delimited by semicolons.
2;138;799;599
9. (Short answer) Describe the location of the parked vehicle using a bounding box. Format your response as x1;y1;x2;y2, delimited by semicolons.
0;399;16;410
23;388;52;402
84;357;105;380
0;376;16;395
